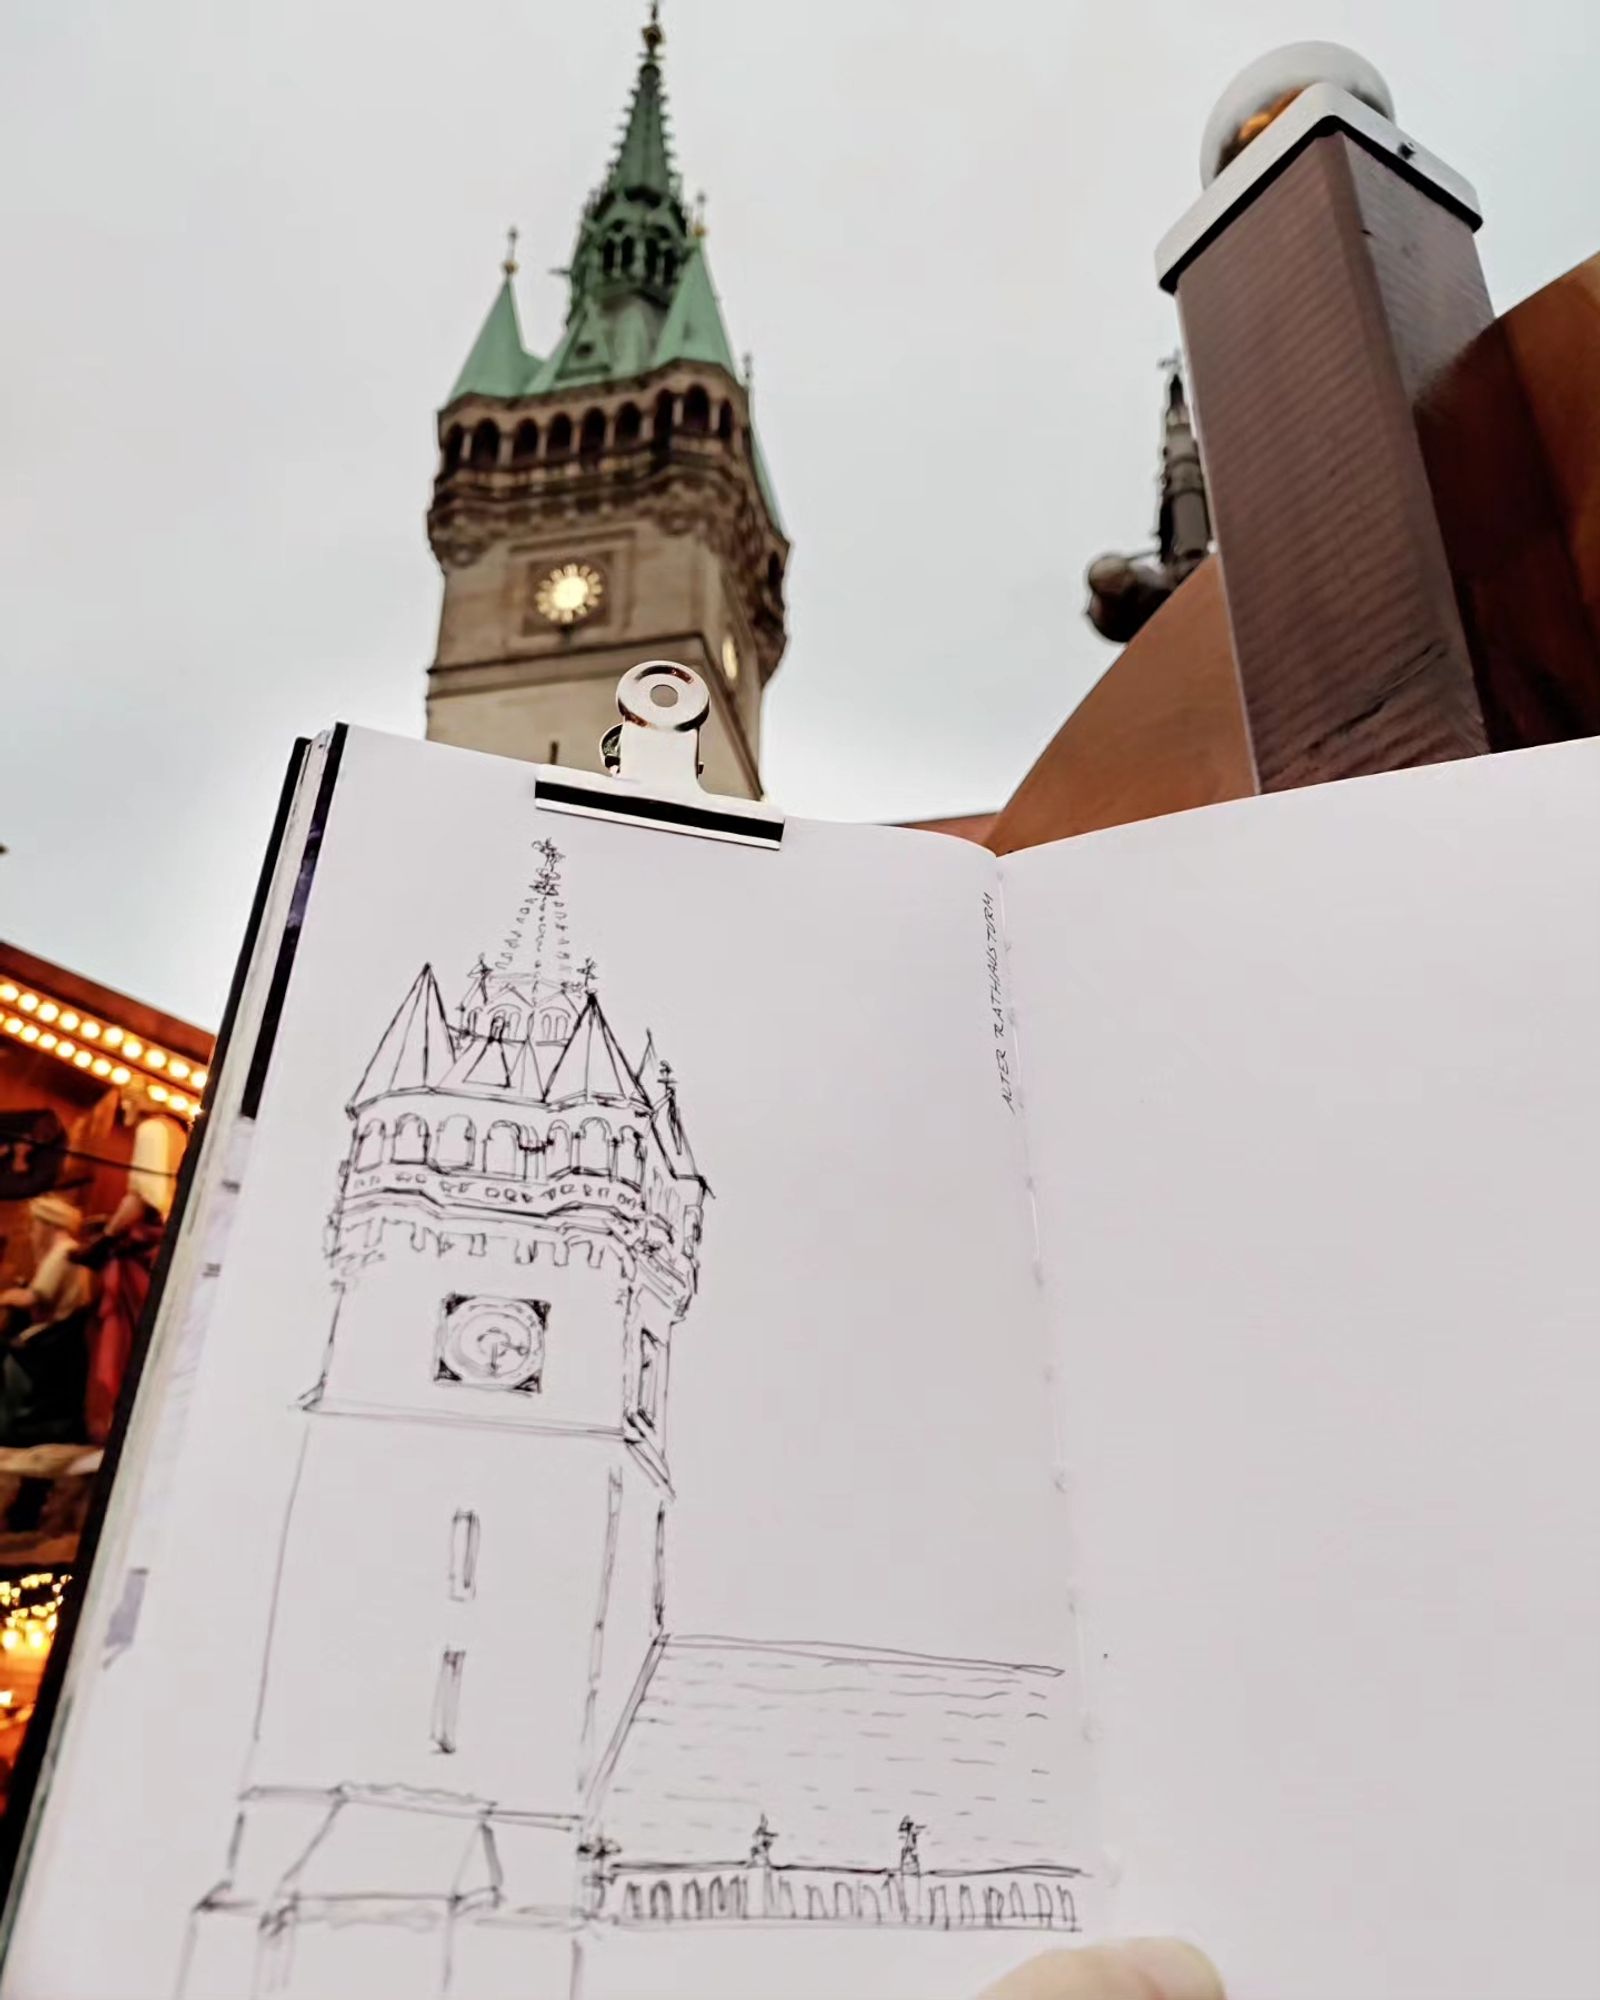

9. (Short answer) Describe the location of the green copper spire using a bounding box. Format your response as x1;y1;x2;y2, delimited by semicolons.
534;6;694;391
447;230;539;402
612;3;674;195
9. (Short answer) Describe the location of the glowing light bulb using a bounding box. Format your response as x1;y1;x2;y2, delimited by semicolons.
110;1065;131;1085
169;1059;190;1082
74;1051;92;1069
20;1026;39;1044
4;1018;21;1036
59;1011;79;1032
0;984;16;1003
122;1037;143;1059
149;1084;169;1104
192;1068;209;1089
92;1057;111;1077
36;1003;57;1024
80;1020;100;1041
146;1050;166;1071
56;1040;75;1059
38;1033;56;1052
18;994;38;1014
102;1027;123;1049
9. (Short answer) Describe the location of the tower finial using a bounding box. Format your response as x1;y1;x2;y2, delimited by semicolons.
691;189;707;238
502;225;520;278
642;1;663;59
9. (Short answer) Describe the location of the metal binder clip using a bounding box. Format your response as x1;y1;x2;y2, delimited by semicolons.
533;660;784;848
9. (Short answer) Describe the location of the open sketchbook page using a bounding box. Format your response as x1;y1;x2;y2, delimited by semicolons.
4;728;1095;2000
1000;737;1600;2000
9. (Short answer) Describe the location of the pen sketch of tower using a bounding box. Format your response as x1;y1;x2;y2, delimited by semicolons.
184;840;1086;1999
183;837;708;1996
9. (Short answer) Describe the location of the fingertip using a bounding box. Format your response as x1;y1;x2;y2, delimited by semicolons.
979;1936;1224;2000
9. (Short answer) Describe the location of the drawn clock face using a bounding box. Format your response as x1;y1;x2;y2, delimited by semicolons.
438;1296;547;1391
535;561;606;627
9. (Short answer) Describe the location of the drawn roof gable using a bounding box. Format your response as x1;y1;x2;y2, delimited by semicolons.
543;992;648;1107
440;1027;520;1094
350;966;455;1108
594;1638;1078;1874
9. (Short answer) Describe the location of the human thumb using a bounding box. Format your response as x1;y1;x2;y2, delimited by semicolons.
978;1937;1225;2000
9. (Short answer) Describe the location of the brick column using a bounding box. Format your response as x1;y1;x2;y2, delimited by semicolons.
1160;78;1499;790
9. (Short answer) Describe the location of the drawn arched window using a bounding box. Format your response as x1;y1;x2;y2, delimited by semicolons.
984;1887;1005;1925
649;1880;673;1922
717;400;734;442
540;1008;569;1042
512;419;539;464
1033;1884;1053;1926
1009;1883;1027;1922
442;425;464;473
392;1114;428;1165
859;1884;881;1923
617;1128;644;1187
652;390;674;446
683;384;710;434
958;1885;976;1925
546;1123;571;1175
709;1879;728;1918
437;1114;476;1171
616;401;642;446
664;1186;682;1231
470;419;500;469
833;1882;854;1920
623;1885;643;1921
806;1886;826;1920
547;413;573;458
354;1120;385;1170
577;1117;610;1174
682;1880;702;1919
483;1121;523;1178
579;408;606;462
488;1009;513;1038
1056;1885;1078;1930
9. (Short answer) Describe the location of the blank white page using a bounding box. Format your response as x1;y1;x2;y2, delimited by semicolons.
1002;738;1600;2000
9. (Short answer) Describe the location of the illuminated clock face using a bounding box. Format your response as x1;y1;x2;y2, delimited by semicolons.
721;634;741;685
535;561;606;627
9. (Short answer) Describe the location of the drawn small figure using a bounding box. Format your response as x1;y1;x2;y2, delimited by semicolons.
577;1830;621;1919
898;1816;924;1875
748;1813;778;1868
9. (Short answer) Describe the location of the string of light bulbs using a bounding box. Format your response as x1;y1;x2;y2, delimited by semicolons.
0;976;208;1120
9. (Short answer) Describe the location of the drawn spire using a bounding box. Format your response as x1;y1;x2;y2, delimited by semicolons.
544;991;651;1108
350;966;455;1108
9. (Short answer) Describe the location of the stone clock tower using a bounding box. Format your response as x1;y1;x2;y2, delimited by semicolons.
425;8;788;799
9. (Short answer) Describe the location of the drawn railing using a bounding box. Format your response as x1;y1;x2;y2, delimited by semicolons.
600;1864;1080;1932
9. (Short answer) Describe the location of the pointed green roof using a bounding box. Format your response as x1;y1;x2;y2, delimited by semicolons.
448;273;538;403
652;238;736;374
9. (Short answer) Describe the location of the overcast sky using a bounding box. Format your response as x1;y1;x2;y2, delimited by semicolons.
3;0;1598;1026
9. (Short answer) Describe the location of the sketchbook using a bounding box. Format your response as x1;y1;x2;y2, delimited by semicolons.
3;724;1599;2000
